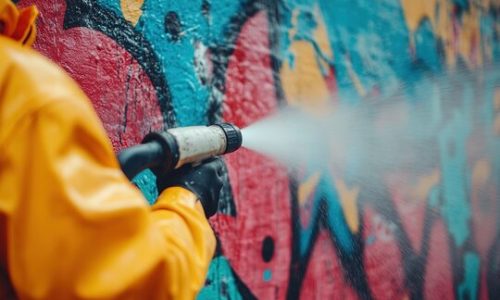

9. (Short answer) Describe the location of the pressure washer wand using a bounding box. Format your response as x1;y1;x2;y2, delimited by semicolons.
118;123;242;180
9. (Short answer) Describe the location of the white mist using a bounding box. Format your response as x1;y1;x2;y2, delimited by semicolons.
240;66;499;184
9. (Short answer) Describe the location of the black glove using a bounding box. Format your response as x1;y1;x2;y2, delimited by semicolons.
155;158;225;217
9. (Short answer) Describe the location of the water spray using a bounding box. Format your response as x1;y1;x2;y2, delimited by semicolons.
118;123;242;179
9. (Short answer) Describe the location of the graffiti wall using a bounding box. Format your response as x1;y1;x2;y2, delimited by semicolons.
17;0;500;299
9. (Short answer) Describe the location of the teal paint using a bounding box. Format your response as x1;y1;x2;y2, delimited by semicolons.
322;172;356;253
428;186;440;208
137;0;210;126
317;0;415;99
480;16;497;61
300;171;355;256
96;0;122;17
263;269;273;282
197;257;243;300
483;75;500;233
48;0;500;298
207;1;245;45
132;170;158;205
458;252;480;300
414;19;443;73
438;85;473;248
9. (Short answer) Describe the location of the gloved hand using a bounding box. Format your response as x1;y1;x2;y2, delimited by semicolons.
155;158;225;218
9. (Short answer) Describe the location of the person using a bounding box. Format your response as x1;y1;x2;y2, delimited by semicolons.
0;1;224;299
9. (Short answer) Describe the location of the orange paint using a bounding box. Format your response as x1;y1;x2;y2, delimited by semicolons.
121;0;144;26
281;6;334;105
472;159;491;188
298;172;321;206
335;179;360;233
411;170;440;203
400;0;488;68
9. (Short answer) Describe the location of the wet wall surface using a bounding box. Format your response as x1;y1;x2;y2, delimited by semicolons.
17;0;500;299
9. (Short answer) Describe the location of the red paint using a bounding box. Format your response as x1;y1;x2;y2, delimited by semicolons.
424;220;454;300
300;231;359;300
478;269;488;300
221;12;279;129
386;172;426;252
19;0;163;151
212;11;292;299
325;66;337;97
14;1;498;299
363;206;407;300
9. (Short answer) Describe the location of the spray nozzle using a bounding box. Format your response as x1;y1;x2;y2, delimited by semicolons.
212;122;243;154
118;123;242;180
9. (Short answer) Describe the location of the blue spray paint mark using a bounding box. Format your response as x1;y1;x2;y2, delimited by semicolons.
481;73;500;232
295;9;317;40
452;0;469;9
322;173;355;252
96;0;122;17
132;170;158;205
300;171;355;256
263;269;273;282
458;252;480;300
414;19;443;72
137;0;210;126
438;85;473;248
208;1;246;45
317;0;416;99
479;15;497;63
197;256;243;300
428;186;440;208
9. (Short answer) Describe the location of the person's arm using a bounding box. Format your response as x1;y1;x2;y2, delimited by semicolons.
3;91;216;299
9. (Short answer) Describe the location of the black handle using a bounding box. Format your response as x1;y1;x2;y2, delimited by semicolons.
117;141;164;180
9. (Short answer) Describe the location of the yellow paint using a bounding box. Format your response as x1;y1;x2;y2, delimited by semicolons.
281;6;334;106
344;57;367;97
459;8;482;66
313;13;334;75
400;0;438;32
400;0;487;68
472;159;491;187
411;169;440;202
121;0;144;26
335;179;360;233
298;172;321;206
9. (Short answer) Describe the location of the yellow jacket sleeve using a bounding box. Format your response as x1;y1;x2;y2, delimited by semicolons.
0;0;37;46
0;35;215;299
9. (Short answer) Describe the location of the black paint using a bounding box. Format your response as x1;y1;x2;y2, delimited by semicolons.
64;0;176;128
164;11;182;42
262;236;275;262
201;0;210;18
207;0;261;124
58;1;497;299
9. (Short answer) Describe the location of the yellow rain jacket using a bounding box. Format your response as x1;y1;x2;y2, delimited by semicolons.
0;1;216;299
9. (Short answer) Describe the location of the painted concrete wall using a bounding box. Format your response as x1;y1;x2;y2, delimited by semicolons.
17;0;500;299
